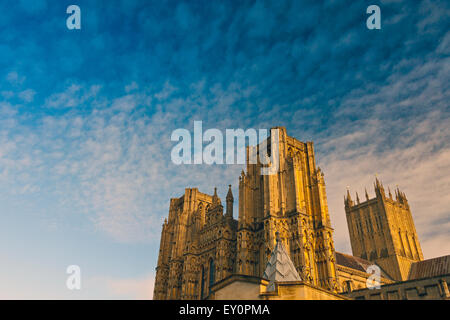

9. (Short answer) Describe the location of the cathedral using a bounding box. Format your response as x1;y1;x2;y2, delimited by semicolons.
153;127;450;300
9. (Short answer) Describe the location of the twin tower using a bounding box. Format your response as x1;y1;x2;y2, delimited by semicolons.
153;127;423;299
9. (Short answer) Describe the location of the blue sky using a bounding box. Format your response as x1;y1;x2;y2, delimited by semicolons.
0;0;449;298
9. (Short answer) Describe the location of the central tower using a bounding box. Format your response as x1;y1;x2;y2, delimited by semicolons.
237;127;338;291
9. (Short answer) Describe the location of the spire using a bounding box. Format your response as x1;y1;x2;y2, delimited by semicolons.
226;185;233;217
345;188;353;207
375;176;381;187
374;177;385;198
263;231;301;292
226;185;233;201
388;187;393;199
400;191;408;203
239;170;245;182
402;191;407;201
356;192;360;204
212;187;221;206
365;188;369;201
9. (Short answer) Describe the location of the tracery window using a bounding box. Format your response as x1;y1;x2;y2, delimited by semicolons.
209;259;215;293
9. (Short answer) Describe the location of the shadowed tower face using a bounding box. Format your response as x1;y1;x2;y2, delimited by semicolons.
344;179;424;281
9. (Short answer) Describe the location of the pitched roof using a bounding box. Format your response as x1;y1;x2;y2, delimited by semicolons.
336;252;391;279
408;255;450;280
336;252;373;273
263;233;301;292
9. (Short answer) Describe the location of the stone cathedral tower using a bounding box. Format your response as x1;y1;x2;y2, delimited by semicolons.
153;127;339;299
237;127;338;291
344;179;424;281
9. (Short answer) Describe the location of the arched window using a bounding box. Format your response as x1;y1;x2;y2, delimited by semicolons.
412;236;419;259
398;230;406;256
209;259;215;293
345;280;354;293
200;266;206;299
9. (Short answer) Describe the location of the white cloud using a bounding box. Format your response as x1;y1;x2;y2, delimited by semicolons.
6;71;25;85
45;84;101;109
18;89;36;102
